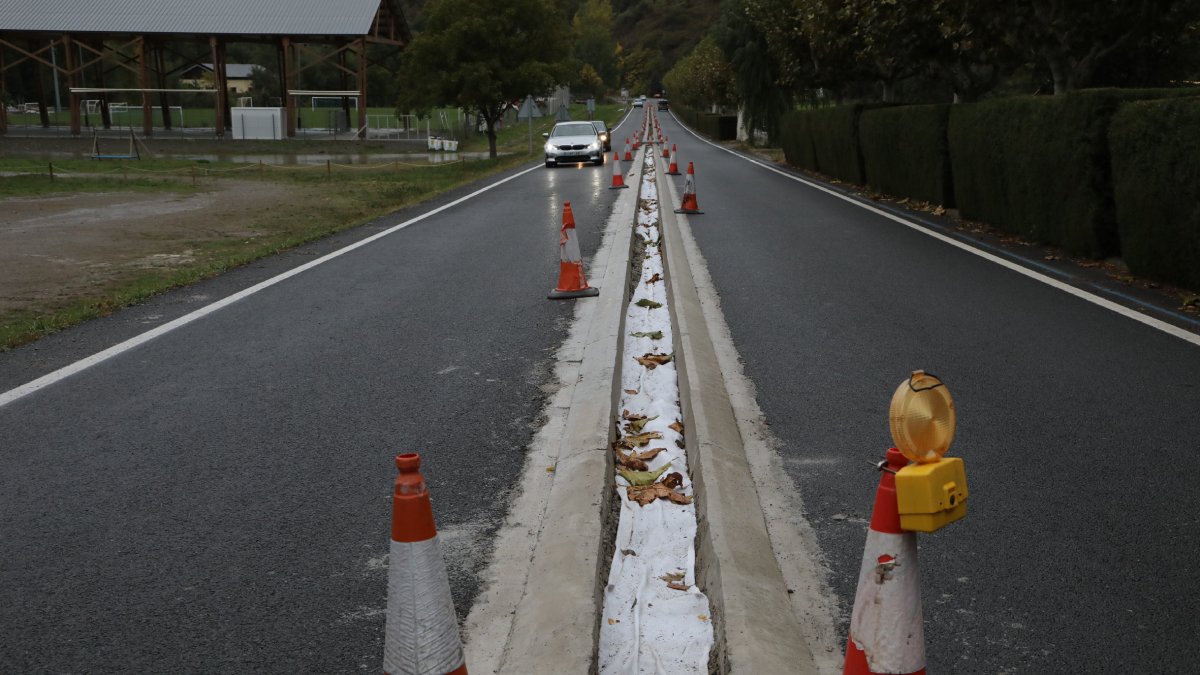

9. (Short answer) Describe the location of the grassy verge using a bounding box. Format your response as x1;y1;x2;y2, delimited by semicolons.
0;152;531;349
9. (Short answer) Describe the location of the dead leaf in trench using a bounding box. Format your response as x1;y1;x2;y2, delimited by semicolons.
619;431;663;448
632;447;666;462
667;582;690;591
625;415;658;433
626;480;693;506
661;472;684;489
932;206;946;216
635;299;662;309
618;463;671;486
635;353;673;369
668;420;684;434
660;571;685;582
624;389;639;395
631;330;664;340
645;273;662;285
622;409;646;421
613;447;648;471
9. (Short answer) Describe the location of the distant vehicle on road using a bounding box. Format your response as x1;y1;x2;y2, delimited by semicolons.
633;96;646;108
657;98;670;111
543;121;605;167
591;120;612;152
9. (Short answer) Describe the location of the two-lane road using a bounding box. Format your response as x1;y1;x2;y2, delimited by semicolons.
657;111;1200;673
0;115;633;672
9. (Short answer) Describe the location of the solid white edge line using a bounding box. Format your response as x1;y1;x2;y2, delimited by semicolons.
0;163;545;410
670;115;1200;349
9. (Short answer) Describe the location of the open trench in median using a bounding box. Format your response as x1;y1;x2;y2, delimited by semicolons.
597;143;714;673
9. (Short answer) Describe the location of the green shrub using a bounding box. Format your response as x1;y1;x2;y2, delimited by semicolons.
780;110;818;171
1109;98;1200;288
859;104;954;206
948;88;1199;257
809;105;868;184
673;105;736;140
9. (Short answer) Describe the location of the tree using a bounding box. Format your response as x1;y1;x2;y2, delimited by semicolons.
1016;0;1200;94
572;0;620;92
929;0;1020;101
662;36;736;111
396;0;571;157
715;0;797;143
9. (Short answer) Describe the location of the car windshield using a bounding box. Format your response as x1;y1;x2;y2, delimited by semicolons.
592;121;608;132
551;123;596;137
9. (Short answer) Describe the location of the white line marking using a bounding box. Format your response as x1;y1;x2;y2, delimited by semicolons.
0;164;545;410
671;117;1200;349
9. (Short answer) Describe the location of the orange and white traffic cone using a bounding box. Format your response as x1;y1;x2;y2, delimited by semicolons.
623;138;632;162
667;145;680;175
661;139;670;158
548;202;600;299
674;162;703;214
842;448;926;675
384;453;469;675
609;151;628;189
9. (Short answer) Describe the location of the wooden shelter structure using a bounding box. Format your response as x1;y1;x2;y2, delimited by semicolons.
0;0;410;137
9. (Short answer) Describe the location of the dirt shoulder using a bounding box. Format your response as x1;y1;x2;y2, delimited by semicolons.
0;181;298;316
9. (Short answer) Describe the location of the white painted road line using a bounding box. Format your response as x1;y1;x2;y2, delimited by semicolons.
0;164;544;410
673;118;1200;349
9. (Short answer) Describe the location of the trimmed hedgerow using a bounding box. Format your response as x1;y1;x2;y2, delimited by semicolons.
859;104;954;206
671;105;737;140
948;88;1199;257
780;110;818;171
1109;98;1200;289
809;104;870;185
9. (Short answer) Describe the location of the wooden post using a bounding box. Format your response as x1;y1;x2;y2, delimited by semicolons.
0;42;8;135
32;40;50;127
357;38;368;139
154;44;172;130
281;37;295;138
210;36;226;137
138;37;153;136
63;35;80;136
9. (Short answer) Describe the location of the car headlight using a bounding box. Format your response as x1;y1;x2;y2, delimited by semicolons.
544;142;554;153
588;142;599;150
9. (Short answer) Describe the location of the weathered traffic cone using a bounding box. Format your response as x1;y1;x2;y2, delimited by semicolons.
842;448;926;675
384;453;469;675
609;151;629;189
673;162;703;214
662;139;670;158
667;145;680;175
623;138;632;162
548;202;600;299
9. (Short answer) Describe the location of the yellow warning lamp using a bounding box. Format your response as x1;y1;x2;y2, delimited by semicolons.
890;370;968;533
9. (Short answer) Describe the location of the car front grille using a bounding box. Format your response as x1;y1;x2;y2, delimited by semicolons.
556;144;587;151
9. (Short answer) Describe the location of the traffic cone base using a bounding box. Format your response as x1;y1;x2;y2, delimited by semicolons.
385;454;469;675
842;448;926;675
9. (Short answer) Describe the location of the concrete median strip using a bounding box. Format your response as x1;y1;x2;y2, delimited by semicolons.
465;141;836;673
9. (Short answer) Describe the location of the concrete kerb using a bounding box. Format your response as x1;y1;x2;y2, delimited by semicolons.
655;155;822;674
483;148;647;674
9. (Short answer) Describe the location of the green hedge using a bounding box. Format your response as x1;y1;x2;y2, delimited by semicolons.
809;104;870;184
672;105;738;141
948;88;1198;257
780;110;818;171
1109;98;1200;288
859;104;954;206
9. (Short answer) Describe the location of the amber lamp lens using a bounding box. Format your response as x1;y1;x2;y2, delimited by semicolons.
889;371;956;464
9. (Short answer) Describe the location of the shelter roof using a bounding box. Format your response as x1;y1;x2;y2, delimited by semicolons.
0;0;397;37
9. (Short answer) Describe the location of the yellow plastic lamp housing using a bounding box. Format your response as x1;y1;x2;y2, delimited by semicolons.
889;370;956;464
895;457;968;533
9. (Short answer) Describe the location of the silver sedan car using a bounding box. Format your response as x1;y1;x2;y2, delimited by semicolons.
543;121;605;167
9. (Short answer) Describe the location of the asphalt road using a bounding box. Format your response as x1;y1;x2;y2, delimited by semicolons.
657;111;1200;673
0;116;632;672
